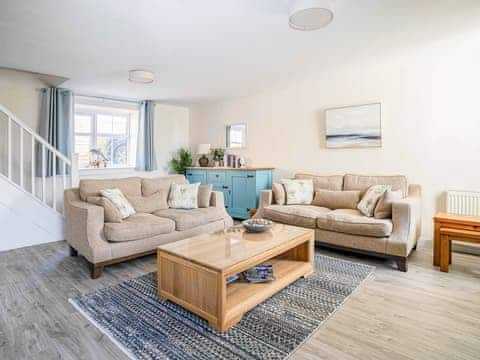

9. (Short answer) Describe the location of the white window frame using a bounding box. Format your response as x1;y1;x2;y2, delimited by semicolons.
74;109;134;169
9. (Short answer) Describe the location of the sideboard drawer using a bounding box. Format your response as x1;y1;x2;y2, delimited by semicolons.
207;171;226;184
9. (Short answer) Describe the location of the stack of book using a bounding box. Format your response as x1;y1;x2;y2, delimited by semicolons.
226;274;240;285
242;265;275;283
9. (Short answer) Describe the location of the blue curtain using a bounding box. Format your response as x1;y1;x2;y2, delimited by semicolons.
136;100;157;171
37;88;74;176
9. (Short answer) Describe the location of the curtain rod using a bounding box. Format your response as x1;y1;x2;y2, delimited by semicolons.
75;93;142;105
36;88;143;105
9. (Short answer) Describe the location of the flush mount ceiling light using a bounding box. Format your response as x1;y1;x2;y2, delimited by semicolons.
289;0;334;31
128;69;154;84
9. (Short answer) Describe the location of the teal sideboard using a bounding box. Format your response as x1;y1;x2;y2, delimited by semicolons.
185;167;273;219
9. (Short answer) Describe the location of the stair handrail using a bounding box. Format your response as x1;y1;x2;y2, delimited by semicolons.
0;103;78;212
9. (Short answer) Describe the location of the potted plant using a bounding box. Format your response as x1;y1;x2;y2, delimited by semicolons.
210;148;226;167
170;148;193;174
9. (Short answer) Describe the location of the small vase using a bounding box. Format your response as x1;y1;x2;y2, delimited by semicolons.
214;160;220;167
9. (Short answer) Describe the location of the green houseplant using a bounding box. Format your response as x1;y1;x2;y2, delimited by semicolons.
210;147;226;166
170;148;193;174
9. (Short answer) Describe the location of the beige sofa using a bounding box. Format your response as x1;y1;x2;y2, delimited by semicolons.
64;175;233;278
256;174;421;271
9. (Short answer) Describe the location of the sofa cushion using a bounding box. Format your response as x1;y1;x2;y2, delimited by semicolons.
79;177;142;201
272;182;286;205
198;184;213;208
317;209;393;237
263;205;331;229
312;190;361;210
141;175;188;197
374;189;403;219
357;185;391;217
100;188;136;219
126;190;169;213
104;213;175;242
343;174;407;197
86;196;123;223
153;207;224;231
280;179;314;205
294;173;343;191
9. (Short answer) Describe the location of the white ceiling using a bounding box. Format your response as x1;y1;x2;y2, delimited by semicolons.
0;0;479;104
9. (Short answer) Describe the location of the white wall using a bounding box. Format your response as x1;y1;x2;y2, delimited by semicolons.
189;25;480;239
0;68;46;130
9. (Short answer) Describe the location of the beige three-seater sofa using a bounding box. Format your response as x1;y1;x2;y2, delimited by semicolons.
64;175;233;278
256;173;422;271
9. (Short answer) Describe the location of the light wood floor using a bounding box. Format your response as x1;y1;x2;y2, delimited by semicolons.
0;240;479;360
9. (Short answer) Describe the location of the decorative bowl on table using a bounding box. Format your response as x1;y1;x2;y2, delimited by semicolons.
242;218;273;233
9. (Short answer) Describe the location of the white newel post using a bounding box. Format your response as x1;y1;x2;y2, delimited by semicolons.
71;153;79;188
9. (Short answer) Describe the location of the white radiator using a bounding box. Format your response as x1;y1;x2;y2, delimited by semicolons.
446;190;480;256
446;190;480;216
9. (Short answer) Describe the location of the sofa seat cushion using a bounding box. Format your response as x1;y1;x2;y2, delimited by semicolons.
104;213;175;242
153;207;224;231
263;205;331;229
317;209;393;237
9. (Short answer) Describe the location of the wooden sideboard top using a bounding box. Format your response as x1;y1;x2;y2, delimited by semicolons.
185;166;274;171
434;211;480;225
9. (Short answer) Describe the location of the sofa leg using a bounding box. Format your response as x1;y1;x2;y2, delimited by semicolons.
69;246;78;257
396;258;408;272
90;263;104;279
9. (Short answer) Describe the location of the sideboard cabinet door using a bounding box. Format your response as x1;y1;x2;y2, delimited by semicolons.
185;169;206;184
228;171;256;219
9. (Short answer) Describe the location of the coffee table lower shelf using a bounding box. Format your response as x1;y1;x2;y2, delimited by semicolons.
225;259;311;322
157;232;314;332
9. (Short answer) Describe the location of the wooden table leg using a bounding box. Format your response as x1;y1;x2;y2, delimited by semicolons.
440;234;450;273
434;222;441;266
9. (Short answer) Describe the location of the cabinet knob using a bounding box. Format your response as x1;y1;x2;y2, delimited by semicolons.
222;185;228;189
247;175;254;178
216;174;219;177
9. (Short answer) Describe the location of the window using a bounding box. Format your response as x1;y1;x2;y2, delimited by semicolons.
74;98;139;169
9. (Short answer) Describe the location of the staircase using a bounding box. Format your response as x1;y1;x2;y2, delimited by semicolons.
0;104;78;252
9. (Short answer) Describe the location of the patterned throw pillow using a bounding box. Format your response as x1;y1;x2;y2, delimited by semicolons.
357;185;391;217
99;188;136;219
168;182;200;209
280;179;314;205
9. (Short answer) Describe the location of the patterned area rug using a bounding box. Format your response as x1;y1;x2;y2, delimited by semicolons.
70;254;374;360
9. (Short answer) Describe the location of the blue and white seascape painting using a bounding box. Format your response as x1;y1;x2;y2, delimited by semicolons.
326;103;382;148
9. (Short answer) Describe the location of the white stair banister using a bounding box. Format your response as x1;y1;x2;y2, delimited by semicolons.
0;103;74;215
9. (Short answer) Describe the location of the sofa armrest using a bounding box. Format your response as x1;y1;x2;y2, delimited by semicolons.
253;189;273;218
210;191;233;227
387;186;422;257
64;196;111;264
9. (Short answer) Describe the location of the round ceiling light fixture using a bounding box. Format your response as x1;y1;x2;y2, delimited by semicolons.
128;69;154;84
289;0;334;31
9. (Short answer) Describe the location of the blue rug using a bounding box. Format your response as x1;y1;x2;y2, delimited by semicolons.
70;254;374;360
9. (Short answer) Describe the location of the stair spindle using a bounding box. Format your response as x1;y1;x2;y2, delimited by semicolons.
7;117;12;180
42;144;46;203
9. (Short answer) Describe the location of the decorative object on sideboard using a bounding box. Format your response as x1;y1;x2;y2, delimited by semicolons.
227;154;236;167
170;148;193;174
325;102;382;148
226;123;247;149
210;147;226;167
242;218;273;233
237;156;246;168
89;148;109;168
197;144;211;167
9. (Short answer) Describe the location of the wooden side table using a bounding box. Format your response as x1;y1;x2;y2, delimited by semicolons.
433;212;480;272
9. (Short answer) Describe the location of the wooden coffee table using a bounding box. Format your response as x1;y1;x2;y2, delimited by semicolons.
157;223;314;332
